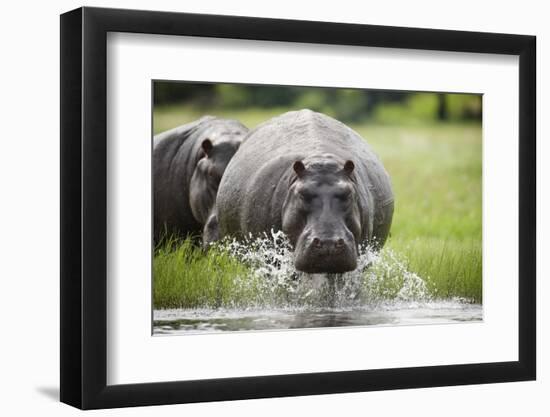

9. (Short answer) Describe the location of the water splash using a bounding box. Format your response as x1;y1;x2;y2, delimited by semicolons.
212;230;430;309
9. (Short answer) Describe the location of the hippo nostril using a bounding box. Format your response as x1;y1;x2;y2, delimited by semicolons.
312;237;322;248
335;238;345;248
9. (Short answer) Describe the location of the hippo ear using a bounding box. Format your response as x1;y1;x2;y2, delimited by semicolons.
201;139;213;156
293;160;306;177
343;160;355;175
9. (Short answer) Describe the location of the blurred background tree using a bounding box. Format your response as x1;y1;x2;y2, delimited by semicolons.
154;82;482;125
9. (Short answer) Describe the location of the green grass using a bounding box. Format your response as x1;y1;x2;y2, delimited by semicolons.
153;105;482;308
154;238;258;309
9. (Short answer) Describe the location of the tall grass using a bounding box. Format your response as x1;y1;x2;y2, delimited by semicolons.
154;238;260;308
387;238;482;302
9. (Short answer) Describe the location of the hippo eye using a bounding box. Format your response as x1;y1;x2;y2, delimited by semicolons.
299;191;315;203
334;190;351;201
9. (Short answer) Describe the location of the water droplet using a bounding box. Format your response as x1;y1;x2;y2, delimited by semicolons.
211;230;431;309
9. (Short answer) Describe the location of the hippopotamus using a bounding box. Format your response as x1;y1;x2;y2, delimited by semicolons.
206;109;393;273
153;116;248;244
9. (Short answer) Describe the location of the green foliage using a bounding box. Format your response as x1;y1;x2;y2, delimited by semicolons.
373;93;482;125
447;94;482;120
153;81;481;124
374;93;438;124
154;82;216;106
214;84;252;108
331;89;370;122
293;89;371;122
293;89;330;113
214;84;301;108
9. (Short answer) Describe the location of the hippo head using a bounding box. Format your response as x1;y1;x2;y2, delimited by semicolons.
282;156;363;273
189;132;244;224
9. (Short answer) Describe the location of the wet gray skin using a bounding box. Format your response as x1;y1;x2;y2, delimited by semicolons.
153;116;248;244
208;109;394;273
282;157;361;273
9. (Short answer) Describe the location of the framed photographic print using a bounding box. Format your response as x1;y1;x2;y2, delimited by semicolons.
60;6;536;409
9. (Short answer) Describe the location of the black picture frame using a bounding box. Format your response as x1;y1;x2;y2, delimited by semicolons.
60;6;536;410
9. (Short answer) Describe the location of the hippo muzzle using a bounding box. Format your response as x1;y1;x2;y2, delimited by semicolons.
293;227;358;273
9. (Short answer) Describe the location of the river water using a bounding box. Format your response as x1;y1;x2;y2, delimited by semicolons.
153;301;482;335
153;232;482;335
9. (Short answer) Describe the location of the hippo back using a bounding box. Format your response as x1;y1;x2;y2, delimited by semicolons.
216;109;393;245
153;116;248;242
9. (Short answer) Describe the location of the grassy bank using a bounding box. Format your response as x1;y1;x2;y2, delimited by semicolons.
153;106;482;308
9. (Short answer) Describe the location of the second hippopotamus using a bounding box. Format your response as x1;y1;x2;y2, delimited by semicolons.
206;109;393;273
154;116;248;243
